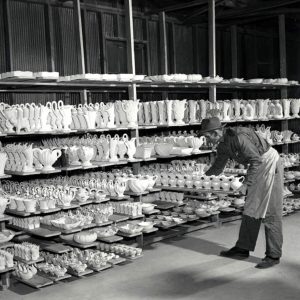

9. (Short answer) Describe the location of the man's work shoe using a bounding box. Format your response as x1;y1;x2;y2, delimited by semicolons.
220;246;249;259
255;256;280;269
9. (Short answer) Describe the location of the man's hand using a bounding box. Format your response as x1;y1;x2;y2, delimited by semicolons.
237;184;247;195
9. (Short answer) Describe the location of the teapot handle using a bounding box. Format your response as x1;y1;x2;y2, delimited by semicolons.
239;176;245;183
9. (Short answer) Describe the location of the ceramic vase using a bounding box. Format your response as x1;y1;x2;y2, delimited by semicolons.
33;148;62;172
282;99;291;119
77;146;94;167
150;101;158;125
157;101;166;125
173;100;187;125
84;110;97;129
61;105;73;131
23;144;36;173
0;195;10;217
0;153;7;176
232;99;241;119
142;102;151;125
116;101;128;126
109;136;119;162
199;100;207;120
222;100;232;121
188;100;198;123
291;99;300;118
122;100;139;128
39;105;52;132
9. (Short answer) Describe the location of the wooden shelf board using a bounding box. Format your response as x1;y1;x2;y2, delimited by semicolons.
63;240;98;249
152;201;175;210
0;215;12;222
97;235;123;243
124;191;149;196
38;272;71;282
117;231;142;238
160;186;239;195
15;274;54;289
108;257;127;265
0;242;14;249
94;221;113;227
0;266;14;274
43;243;72;254
67;268;94;277
0;174;12;179
143;209;160;215
5;170;41;176
14;256;44;265
142;227;159;234
58;204;80;210
109;214;129;223
109;195;130;201
88;264;112;272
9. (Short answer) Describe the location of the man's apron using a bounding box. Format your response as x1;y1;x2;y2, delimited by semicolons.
244;147;280;219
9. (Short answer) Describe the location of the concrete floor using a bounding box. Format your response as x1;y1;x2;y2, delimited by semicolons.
2;213;300;300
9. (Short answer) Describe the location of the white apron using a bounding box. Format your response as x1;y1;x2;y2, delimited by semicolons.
244;147;280;219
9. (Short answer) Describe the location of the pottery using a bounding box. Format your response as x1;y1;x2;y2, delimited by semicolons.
0;194;10;217
173;100;187;125
188;100;198;123
291;99;300;118
122;100;139;128
282;99;291;118
0;153;7;176
114;180;126;197
241;101;255;120
165;100;174;125
155;143;173;157
157;101;166;125
76;187;90;203
77;146;94;167
74;231;97;245
33;148;61;172
60;104;73;131
124;135;136;161
128;178;149;193
23;199;37;213
58;188;76;207
231;176;245;190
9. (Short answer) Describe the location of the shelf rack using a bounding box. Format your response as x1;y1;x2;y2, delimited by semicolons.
0;0;299;292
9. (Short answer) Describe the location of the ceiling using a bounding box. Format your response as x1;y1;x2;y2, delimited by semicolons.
145;0;300;25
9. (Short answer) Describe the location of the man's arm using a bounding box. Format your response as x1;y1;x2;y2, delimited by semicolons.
205;143;229;176
238;134;263;187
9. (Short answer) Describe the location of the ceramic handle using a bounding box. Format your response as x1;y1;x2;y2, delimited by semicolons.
239;176;245;183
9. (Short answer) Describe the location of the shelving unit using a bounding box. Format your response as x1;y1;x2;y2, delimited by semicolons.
0;0;299;293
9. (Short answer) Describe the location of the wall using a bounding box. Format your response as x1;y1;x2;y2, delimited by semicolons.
0;0;299;103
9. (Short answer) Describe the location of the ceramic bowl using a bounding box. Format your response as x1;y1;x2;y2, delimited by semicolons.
59;234;74;241
142;203;156;213
0;230;14;244
155;143;173;157
138;221;154;231
133;75;145;81
118;73;134;81
73;231;97;244
187;74;202;82
128;178;149;193
183;207;194;214
118;224;143;234
161;221;172;227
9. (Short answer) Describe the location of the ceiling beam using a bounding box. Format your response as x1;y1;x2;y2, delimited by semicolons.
218;0;300;20
147;0;208;15
182;0;225;24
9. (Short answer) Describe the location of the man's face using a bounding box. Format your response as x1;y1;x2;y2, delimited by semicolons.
204;129;223;144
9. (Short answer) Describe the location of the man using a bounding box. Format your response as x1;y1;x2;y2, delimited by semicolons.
200;117;283;269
